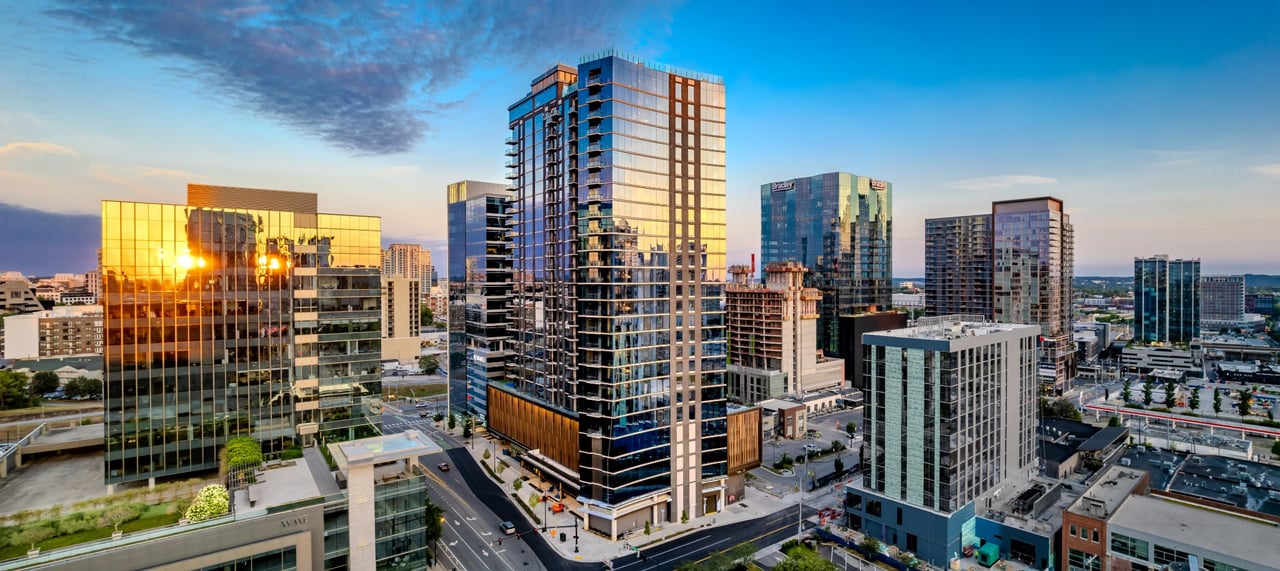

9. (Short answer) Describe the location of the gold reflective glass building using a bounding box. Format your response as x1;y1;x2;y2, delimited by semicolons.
102;185;382;485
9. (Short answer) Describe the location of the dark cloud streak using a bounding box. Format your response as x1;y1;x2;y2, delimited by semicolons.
49;0;663;155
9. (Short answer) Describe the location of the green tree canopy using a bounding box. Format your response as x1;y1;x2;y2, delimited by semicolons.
0;370;33;409
30;371;61;395
419;354;440;375
63;376;103;399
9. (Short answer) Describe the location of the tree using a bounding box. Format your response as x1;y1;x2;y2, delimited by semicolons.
513;478;523;492
1271;440;1280;458
728;542;757;567
859;535;882;554
1239;389;1253;418
102;505;139;532
1213;388;1223;415
64;376;103;399
830;439;845;452
644;520;651;536
424;498;445;552
1164;379;1178;406
680;509;688;524
418;354;440;375
483;449;491;461
1142;379;1154;407
30;371;60;396
433;413;444;423
448;413;457;431
834;457;845;475
420;304;434;325
1108;416;1123;427
1122;380;1132;403
845;421;857;436
462;416;473;438
0;370;32;409
1189;386;1201;411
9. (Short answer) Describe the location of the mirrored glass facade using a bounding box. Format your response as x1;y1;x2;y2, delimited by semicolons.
1134;255;1201;344
101;187;381;485
446;180;513;421
504;53;727;530
760;172;892;356
992;197;1075;392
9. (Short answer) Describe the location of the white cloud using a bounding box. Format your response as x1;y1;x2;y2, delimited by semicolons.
0;141;78;159
946;175;1058;191
1145;149;1225;167
1249;163;1280;176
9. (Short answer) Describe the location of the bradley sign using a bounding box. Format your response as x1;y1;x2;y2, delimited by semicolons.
770;181;795;192
870;179;887;190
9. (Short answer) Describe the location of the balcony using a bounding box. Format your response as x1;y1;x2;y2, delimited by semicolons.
505;136;518;145
505;158;519;169
505;145;518;157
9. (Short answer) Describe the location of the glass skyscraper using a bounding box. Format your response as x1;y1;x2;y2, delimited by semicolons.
760;172;892;356
446;180;513;421
924;214;993;318
101;185;382;485
992;197;1075;392
1134;255;1201;344
493;51;728;538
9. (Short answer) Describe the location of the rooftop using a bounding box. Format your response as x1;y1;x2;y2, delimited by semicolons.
330;429;439;470
876;315;1033;340
232;453;328;515
1109;494;1280;565
1167;454;1280;516
1120;447;1188;491
1067;466;1147;520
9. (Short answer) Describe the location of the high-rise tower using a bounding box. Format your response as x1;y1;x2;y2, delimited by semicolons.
101;185;382;485
924;214;993;318
924;197;1075;392
760;172;892;356
850;316;1039;566
1134;255;1201;344
489;52;728;538
446;180;513;421
992;197;1075;391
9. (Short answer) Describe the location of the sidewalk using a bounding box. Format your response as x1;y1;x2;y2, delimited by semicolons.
454;430;847;564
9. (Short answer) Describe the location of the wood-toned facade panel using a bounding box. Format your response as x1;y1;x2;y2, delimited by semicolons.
487;386;578;469
727;406;762;473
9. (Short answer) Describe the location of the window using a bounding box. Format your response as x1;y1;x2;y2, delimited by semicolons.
1067;548;1101;571
1154;544;1191;567
1070;524;1077;537
867;500;882;517
906;533;917;553
1091;529;1098;543
1110;533;1149;561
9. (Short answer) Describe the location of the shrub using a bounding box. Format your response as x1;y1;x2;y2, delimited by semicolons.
10;525;55;549
225;437;264;469
184;484;230;523
281;445;304;460
58;512;99;535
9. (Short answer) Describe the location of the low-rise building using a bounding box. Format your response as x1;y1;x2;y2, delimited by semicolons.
1120;345;1199;374
1061;466;1150;571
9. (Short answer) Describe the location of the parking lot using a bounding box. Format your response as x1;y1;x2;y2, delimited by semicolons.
752;405;863;494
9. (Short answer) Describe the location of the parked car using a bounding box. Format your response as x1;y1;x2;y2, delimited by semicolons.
804;443;822;452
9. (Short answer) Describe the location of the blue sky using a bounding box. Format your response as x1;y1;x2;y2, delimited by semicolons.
1;1;1278;276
